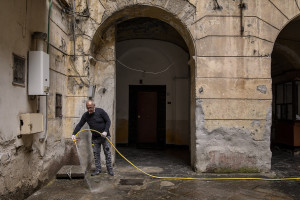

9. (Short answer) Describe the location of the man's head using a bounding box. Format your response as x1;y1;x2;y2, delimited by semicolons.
86;100;95;114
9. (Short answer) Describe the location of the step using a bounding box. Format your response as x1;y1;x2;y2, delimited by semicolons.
56;165;85;179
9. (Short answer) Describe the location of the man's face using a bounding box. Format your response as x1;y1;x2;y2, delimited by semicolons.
86;103;95;114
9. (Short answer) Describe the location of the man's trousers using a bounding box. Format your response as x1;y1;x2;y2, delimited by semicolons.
92;136;113;173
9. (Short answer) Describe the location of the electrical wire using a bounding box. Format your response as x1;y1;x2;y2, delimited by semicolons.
88;54;174;75
57;0;173;88
69;61;89;87
56;0;95;87
74;129;300;181
116;60;174;75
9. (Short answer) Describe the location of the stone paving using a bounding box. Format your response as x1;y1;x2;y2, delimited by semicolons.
26;147;300;200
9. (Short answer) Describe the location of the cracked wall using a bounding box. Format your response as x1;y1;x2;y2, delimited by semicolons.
194;99;272;172
82;0;299;172
58;0;300;174
81;0;277;172
0;0;75;199
2;0;300;197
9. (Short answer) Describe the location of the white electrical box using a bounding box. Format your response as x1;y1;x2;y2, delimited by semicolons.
28;51;49;95
20;113;44;134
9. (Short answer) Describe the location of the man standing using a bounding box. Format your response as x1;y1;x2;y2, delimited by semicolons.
72;100;114;176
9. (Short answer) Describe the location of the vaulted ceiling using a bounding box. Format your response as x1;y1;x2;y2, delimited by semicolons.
116;17;189;53
272;16;300;80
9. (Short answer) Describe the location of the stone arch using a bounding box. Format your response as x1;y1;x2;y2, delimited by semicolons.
88;3;197;168
271;5;300;148
267;2;300;44
275;14;300;39
271;12;300;76
90;4;196;57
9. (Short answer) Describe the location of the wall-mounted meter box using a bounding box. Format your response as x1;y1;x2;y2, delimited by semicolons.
20;113;43;134
28;51;49;95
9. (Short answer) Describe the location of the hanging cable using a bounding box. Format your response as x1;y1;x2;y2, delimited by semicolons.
116;60;174;75
72;0;76;61
69;59;90;87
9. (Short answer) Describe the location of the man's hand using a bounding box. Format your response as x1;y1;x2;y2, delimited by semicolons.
102;131;107;138
71;135;76;141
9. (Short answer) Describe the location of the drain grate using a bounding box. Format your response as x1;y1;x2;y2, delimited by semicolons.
119;178;144;186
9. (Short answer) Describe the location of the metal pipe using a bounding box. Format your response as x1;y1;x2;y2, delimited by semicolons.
40;0;53;145
239;0;245;36
47;0;53;53
33;32;47;51
72;0;76;60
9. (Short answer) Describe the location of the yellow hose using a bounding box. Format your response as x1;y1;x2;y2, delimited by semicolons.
74;129;300;181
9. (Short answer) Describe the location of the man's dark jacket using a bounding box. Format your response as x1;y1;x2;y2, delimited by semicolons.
72;108;111;139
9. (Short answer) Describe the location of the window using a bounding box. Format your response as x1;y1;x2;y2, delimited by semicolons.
275;82;293;120
12;53;25;86
297;81;300;119
55;94;62;118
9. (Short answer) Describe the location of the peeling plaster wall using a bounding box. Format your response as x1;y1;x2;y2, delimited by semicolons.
0;0;73;198
2;0;300;197
93;26;116;163
195;99;272;172
84;0;300;172
84;0;275;172
189;0;300;172
191;0;274;171
52;0;300;175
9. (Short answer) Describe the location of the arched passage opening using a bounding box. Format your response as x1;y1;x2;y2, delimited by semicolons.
116;17;190;163
271;15;300;153
90;5;196;170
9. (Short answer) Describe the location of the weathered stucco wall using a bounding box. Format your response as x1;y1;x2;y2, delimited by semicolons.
0;0;74;198
1;0;300;198
76;0;300;172
189;0;300;172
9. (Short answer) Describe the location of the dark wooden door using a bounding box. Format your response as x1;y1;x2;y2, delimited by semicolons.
129;85;166;147
137;91;157;143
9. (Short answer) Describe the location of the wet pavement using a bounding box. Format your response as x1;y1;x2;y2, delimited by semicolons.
26;146;300;200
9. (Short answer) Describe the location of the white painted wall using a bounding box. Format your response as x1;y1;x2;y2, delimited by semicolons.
0;0;48;145
0;1;71;197
116;39;189;145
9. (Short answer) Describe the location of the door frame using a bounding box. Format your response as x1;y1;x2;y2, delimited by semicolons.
129;85;166;147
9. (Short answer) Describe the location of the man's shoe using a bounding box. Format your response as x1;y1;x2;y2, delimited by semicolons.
108;170;114;176
91;170;101;176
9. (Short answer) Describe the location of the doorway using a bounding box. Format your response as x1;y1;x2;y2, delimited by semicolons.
128;85;166;147
271;16;300;153
115;17;191;169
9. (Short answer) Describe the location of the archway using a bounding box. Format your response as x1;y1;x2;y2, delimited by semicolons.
90;5;196;169
115;17;191;166
271;15;300;152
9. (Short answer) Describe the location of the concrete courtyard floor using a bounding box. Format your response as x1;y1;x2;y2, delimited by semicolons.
27;146;300;200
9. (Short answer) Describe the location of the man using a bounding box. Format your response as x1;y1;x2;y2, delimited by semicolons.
72;100;114;176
